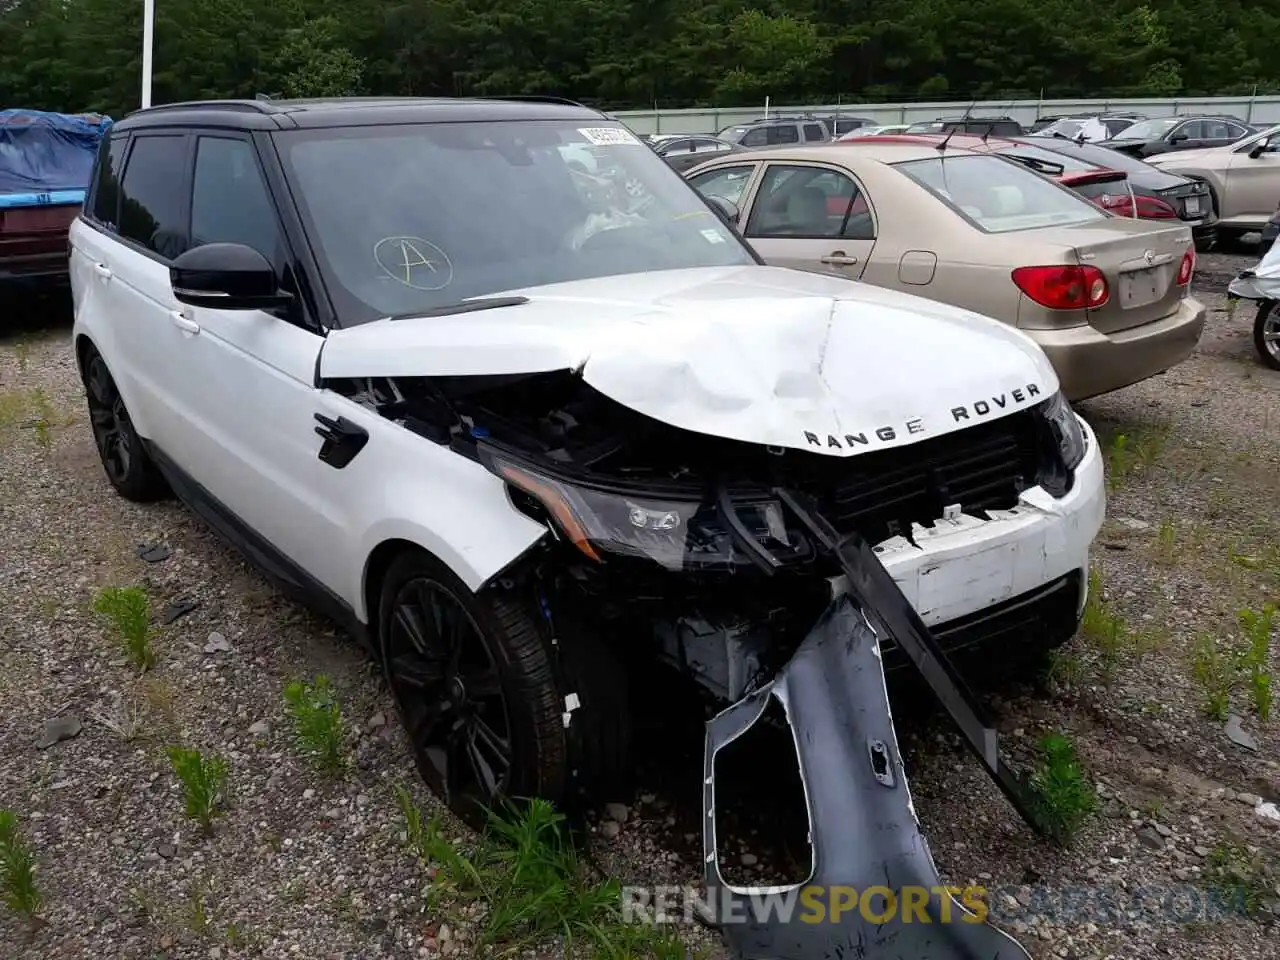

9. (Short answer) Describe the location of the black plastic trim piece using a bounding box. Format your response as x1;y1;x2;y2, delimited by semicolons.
314;413;369;468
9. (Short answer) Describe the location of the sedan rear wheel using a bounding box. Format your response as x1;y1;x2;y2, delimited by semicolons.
1253;301;1280;371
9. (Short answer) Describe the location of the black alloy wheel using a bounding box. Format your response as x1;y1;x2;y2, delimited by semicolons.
81;348;169;502
384;575;516;816
85;353;134;484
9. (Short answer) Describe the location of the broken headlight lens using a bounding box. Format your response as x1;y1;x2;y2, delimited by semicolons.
1044;390;1086;472
484;452;812;572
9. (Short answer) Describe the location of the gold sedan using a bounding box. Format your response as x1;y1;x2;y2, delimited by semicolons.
685;141;1207;402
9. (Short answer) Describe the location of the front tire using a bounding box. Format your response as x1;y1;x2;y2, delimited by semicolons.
1253;301;1280;371
377;550;567;829
81;347;170;502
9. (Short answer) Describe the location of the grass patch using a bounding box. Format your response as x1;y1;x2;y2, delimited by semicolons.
1203;841;1272;917
93;585;156;672
1029;733;1097;842
1101;423;1169;489
1189;605;1275;722
283;675;348;775
1153;518;1178;566
0;810;43;923
167;747;230;832
395;788;692;957
1079;569;1135;682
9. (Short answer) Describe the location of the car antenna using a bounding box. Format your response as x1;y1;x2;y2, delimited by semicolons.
937;99;974;152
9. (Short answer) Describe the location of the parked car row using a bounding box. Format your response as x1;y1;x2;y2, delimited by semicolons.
684;133;1208;402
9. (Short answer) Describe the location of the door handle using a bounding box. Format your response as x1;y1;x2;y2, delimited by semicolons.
169;310;200;334
820;251;859;266
91;262;112;279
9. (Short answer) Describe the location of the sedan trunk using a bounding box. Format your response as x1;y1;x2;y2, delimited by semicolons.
1070;220;1193;335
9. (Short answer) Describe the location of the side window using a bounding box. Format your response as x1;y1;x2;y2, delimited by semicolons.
1202;120;1232;140
1226;123;1247;139
89;135;126;229
741;128;768;147
118;135;189;259
689;165;756;206
767;124;800;145
190;137;281;260
1173;121;1203;140
803;123;826;142
745;165;873;239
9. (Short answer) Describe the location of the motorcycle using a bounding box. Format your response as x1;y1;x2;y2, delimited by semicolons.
1226;203;1280;370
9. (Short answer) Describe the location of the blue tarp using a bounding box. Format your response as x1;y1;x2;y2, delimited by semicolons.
0;109;112;207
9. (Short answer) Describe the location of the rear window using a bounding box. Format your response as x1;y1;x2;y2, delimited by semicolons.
894;154;1108;234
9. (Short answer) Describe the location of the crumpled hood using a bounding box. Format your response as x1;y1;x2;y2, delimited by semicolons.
319;266;1059;458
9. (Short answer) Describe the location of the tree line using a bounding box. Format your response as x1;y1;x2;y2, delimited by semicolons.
1;0;1278;121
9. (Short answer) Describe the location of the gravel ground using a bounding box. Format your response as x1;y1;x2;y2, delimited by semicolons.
2;254;1278;959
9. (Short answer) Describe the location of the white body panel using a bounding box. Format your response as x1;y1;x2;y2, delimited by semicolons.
321;266;1061;458
73;221;1100;632
1229;241;1280;302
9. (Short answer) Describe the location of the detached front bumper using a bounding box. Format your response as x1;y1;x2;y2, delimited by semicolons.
876;414;1104;634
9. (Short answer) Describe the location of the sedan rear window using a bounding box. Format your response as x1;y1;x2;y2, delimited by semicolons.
894;154;1108;234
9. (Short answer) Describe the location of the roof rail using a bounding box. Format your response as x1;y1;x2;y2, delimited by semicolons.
482;95;593;109
130;99;275;116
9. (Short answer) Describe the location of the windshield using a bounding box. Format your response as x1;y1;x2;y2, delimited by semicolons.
894;154;1108;234
276;121;753;323
1112;118;1180;140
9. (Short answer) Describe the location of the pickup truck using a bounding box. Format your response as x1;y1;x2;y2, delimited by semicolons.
1;109;110;286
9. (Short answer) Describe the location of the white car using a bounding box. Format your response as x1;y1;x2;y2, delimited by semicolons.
70;98;1105;836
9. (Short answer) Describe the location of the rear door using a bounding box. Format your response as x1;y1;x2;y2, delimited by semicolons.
93;131;195;452
1069;220;1194;334
739;161;876;279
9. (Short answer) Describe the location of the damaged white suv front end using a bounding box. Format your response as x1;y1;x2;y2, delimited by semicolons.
72;100;1104;960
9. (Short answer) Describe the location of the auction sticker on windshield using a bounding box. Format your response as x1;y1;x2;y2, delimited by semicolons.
579;127;642;147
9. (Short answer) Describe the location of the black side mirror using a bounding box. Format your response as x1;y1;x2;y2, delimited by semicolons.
1249;138;1273;159
170;243;292;311
1168;131;1187;143
705;194;741;226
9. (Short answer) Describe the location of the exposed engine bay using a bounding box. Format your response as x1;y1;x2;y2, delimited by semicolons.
334;368;1077;699
328;368;1076;958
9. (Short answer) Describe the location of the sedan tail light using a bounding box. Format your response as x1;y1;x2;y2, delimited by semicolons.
1089;193;1179;220
1012;264;1109;310
1176;247;1195;286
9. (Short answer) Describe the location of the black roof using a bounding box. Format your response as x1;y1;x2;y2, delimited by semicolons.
112;96;607;133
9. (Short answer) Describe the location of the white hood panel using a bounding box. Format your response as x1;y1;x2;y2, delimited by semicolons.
320;266;1060;458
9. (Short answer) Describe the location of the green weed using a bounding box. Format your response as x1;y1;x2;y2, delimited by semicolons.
395;787;692;957
93;585;155;672
1238;605;1275;722
1203;841;1271;917
167;747;229;832
0;810;42;921
283;675;347;774
1191;634;1235;721
1102;424;1169;488
1153;518;1178;565
1029;733;1097;842
1079;569;1133;682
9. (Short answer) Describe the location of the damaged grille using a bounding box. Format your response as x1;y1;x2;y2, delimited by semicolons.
795;409;1046;544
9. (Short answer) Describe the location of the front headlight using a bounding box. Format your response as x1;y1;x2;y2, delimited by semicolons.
481;449;812;573
1043;390;1086;472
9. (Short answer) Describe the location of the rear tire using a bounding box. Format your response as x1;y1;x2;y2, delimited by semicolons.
80;346;170;502
1253;301;1280;371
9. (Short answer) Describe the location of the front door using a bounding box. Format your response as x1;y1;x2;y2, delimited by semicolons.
739;162;876;280
171;132;350;597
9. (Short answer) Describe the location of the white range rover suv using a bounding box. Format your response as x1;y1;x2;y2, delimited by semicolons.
70;98;1104;856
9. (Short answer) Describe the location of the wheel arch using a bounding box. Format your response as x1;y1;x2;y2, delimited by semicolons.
72;330;158;439
358;526;545;631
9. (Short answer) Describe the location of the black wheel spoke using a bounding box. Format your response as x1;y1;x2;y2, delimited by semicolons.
382;574;516;819
390;655;445;691
460;666;503;699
